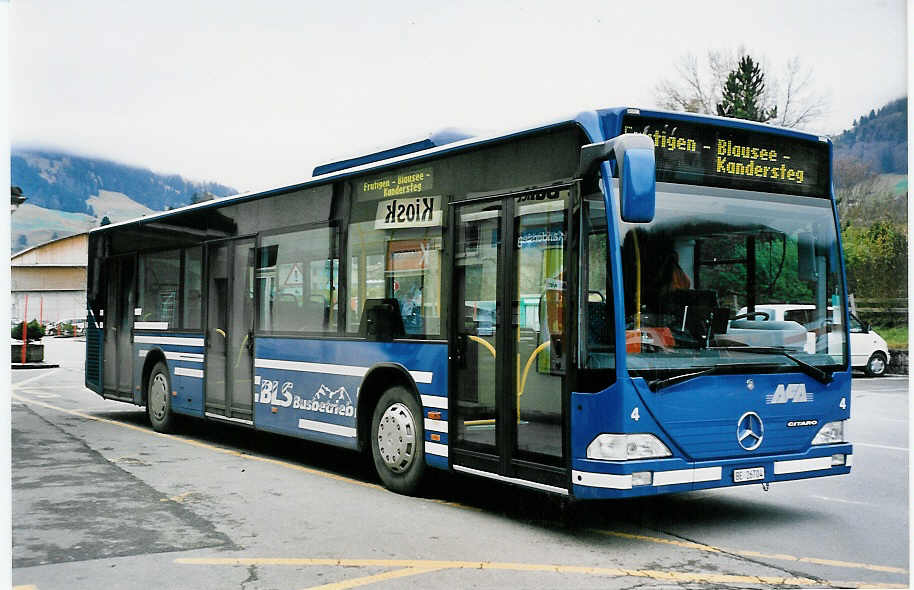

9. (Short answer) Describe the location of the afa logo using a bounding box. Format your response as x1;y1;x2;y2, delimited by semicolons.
296;384;355;417
766;383;814;404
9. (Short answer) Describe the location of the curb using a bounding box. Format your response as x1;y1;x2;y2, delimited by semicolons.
11;363;60;370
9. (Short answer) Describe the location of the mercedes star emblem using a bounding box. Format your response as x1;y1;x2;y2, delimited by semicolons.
737;411;764;451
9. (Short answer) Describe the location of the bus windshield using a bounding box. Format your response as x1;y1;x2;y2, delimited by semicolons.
619;182;846;377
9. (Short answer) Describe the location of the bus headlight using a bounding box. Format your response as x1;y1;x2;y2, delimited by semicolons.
586;434;672;461
811;420;845;445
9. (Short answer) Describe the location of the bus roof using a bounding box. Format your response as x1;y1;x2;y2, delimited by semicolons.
90;107;829;235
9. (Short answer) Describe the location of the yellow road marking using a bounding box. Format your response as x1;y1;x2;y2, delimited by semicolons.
593;529;908;575
174;557;906;588
160;491;198;504
13;391;906;580
303;567;444;590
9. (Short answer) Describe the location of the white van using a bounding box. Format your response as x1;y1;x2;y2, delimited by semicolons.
736;304;890;377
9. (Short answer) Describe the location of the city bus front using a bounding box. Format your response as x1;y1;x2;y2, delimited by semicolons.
571;110;852;499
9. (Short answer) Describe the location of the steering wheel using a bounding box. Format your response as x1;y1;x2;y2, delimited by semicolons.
731;310;770;321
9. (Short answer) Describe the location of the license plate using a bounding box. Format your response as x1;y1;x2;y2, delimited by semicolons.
733;467;765;483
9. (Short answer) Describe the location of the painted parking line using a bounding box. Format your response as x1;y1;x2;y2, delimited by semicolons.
305;566;444;590
174;557;907;589
592;529;908;575
14;391;907;580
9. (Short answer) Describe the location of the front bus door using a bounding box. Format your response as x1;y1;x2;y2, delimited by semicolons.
204;237;256;422
450;186;574;492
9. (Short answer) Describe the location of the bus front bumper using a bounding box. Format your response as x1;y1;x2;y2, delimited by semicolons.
570;443;853;500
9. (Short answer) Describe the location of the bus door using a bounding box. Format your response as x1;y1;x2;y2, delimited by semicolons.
204;237;256;422
450;186;573;491
102;255;136;398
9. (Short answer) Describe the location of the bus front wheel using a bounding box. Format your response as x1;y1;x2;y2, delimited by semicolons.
147;362;176;433
370;386;425;494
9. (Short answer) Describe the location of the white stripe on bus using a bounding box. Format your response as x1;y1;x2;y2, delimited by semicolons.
134;321;169;330
255;358;433;384
572;470;632;490
420;395;448;409
424;418;447;433
652;466;722;487
134;335;205;347
773;456;832;475
298;419;357;438
425;442;449;457
165;351;204;363
174;367;204;378
455;465;567;495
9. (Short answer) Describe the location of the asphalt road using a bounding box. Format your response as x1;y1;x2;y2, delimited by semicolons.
10;338;910;589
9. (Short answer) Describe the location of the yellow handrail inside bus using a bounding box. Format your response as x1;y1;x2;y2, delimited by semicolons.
467;335;496;359
462;336;552;425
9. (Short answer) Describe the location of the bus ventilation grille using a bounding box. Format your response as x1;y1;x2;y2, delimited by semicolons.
85;326;103;390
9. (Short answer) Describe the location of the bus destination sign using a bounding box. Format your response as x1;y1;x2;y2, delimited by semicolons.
621;114;830;197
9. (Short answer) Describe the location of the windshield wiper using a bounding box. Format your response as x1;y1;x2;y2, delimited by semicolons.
645;363;771;391
712;346;833;384
647;367;717;392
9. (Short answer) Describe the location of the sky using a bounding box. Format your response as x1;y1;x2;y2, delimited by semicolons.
8;0;909;194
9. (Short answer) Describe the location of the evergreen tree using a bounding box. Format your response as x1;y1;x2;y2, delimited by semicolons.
716;55;778;123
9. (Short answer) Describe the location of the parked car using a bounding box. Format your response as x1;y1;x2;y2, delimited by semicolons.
736;304;890;377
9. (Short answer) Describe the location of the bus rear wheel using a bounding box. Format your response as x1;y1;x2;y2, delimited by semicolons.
370;386;425;494
147;362;176;433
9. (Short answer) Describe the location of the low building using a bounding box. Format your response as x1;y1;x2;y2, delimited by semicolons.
11;232;88;326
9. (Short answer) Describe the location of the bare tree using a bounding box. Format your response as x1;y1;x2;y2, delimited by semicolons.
655;49;828;129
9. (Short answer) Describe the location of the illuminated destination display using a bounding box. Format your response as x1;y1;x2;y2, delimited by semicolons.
357;167;434;200
621;114;830;197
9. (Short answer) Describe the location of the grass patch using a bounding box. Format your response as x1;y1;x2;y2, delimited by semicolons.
871;325;908;350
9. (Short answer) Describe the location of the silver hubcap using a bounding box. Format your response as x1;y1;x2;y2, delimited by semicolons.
870;357;885;373
377;402;416;473
150;373;168;421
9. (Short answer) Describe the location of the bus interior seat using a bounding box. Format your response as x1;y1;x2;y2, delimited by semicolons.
663;290;719;343
359;298;405;341
587;301;610;346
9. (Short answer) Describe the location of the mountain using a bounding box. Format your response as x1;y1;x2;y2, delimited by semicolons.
833;97;907;174
10;148;237;252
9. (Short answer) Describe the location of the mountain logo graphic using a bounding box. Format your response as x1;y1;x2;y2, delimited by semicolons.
300;384;355;417
313;384;353;405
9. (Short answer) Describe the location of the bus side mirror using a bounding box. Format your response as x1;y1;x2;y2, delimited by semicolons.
798;232;816;281
577;133;656;223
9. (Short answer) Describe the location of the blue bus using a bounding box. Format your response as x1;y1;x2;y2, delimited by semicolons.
86;107;852;499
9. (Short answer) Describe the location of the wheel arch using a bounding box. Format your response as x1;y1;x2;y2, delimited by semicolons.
140;348;168;405
356;363;421;452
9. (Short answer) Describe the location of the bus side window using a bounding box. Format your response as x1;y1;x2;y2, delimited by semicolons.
256;226;337;334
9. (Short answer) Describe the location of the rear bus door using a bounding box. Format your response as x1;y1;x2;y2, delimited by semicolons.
204;237;256;422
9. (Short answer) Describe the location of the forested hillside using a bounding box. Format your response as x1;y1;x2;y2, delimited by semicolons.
833;97;907;174
11;149;235;215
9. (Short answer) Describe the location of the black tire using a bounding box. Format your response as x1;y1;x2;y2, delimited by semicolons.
864;352;887;377
147;361;177;432
370;386;426;495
